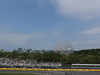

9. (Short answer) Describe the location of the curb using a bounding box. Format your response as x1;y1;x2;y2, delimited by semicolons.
0;68;100;71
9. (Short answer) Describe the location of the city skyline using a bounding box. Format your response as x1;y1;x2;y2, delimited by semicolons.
0;0;100;51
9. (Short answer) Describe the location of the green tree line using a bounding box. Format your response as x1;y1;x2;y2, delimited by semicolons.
0;49;100;64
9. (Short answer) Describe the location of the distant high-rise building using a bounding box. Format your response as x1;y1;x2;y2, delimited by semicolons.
18;48;22;52
27;48;32;53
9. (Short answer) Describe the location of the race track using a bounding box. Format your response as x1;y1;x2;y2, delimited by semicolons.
0;70;100;75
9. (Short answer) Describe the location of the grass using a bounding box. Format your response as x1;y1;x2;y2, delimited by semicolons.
0;73;44;75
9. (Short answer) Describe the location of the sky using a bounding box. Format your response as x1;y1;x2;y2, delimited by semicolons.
0;0;100;51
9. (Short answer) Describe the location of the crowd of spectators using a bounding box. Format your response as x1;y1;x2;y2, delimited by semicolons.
0;58;62;68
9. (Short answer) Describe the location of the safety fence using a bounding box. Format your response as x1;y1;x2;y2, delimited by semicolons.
1;58;100;69
0;58;61;69
1;64;100;69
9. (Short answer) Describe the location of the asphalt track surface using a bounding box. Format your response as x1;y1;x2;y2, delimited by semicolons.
0;70;100;75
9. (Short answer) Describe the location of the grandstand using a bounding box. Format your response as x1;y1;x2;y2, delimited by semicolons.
71;64;100;69
1;58;100;69
0;58;62;69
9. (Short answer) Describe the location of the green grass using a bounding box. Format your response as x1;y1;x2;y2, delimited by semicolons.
0;73;44;75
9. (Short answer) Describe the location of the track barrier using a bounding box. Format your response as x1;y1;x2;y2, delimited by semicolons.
0;68;100;71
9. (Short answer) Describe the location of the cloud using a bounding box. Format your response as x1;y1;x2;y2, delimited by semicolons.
49;0;100;21
75;26;100;35
0;33;44;45
37;0;49;7
72;37;100;50
73;25;100;49
73;39;100;45
53;31;62;36
83;27;100;35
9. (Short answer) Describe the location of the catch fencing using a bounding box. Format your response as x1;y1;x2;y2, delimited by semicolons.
0;58;61;69
0;58;100;69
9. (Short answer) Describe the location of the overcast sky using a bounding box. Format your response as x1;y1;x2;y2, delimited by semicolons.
0;0;100;51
